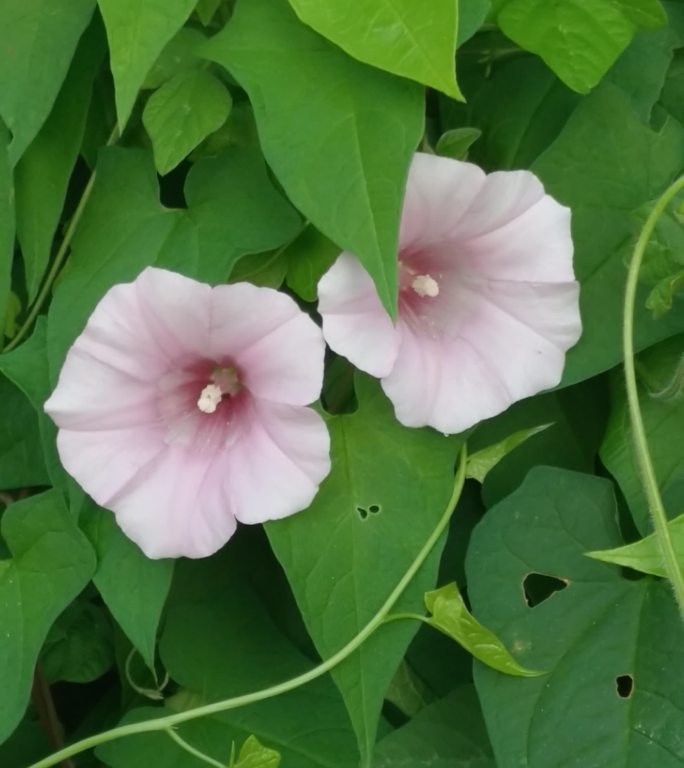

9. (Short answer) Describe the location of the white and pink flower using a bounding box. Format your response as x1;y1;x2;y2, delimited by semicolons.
45;267;330;559
318;153;582;434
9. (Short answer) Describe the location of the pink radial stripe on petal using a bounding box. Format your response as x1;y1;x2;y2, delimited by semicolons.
318;152;582;434
111;447;239;559
225;399;331;526
45;348;159;431
45;267;329;559
399;153;486;250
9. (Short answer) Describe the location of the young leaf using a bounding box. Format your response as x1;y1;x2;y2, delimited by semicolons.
98;0;196;128
587;514;684;577
467;467;684;767
266;375;465;764
236;735;281;768
466;423;552;483
203;0;424;318
0;0;95;165
142;27;206;90
435;127;482;160
496;0;667;94
286;0;462;98
0;490;96;743
646;269;684;316
424;583;544;677
143;69;232;175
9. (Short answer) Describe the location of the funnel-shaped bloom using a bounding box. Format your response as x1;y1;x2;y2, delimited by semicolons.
45;268;330;559
318;153;582;434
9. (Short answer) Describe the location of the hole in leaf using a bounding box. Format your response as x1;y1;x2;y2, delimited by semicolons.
523;573;568;607
616;674;634;699
356;503;382;521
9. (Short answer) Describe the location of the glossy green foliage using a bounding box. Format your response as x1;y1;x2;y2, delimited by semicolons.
143;69;232;175
203;0;424;317
1;3;684;766
98;0;196;128
589;513;684;576
0;0;95;164
467;468;684;766
495;0;667;93
287;0;462;98
0;492;96;742
267;376;464;763
424;583;544;676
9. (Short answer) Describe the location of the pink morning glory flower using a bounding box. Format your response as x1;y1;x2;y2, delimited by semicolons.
317;153;582;434
45;267;330;559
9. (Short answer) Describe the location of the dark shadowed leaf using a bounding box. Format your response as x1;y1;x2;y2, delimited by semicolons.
0;491;96;742
466;467;684;767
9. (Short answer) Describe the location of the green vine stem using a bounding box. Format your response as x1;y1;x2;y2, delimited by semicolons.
4;125;119;354
27;447;468;768
164;727;227;768
623;174;684;620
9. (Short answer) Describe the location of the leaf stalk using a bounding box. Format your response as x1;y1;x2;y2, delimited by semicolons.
26;447;468;768
623;173;684;620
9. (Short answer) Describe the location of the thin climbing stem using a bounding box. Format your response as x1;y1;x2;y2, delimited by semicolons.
164;727;227;768
383;612;432;627
26;447;468;768
4;125;119;353
623;173;684;620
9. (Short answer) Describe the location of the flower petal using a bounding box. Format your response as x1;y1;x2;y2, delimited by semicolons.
318;252;400;377
457;194;574;284
45;349;159;432
134;267;212;361
110;447;238;559
59;424;238;558
383;279;581;434
56;425;167;508
399;153;486;250
224;399;331;525
209;283;325;406
454;169;547;241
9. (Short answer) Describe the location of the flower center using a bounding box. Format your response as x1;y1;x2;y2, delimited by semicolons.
197;367;241;414
410;274;440;298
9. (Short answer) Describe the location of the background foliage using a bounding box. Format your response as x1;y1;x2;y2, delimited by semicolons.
1;1;683;767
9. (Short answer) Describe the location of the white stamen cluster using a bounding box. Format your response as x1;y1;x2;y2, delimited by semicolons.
411;274;440;298
197;383;223;414
197;367;241;414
